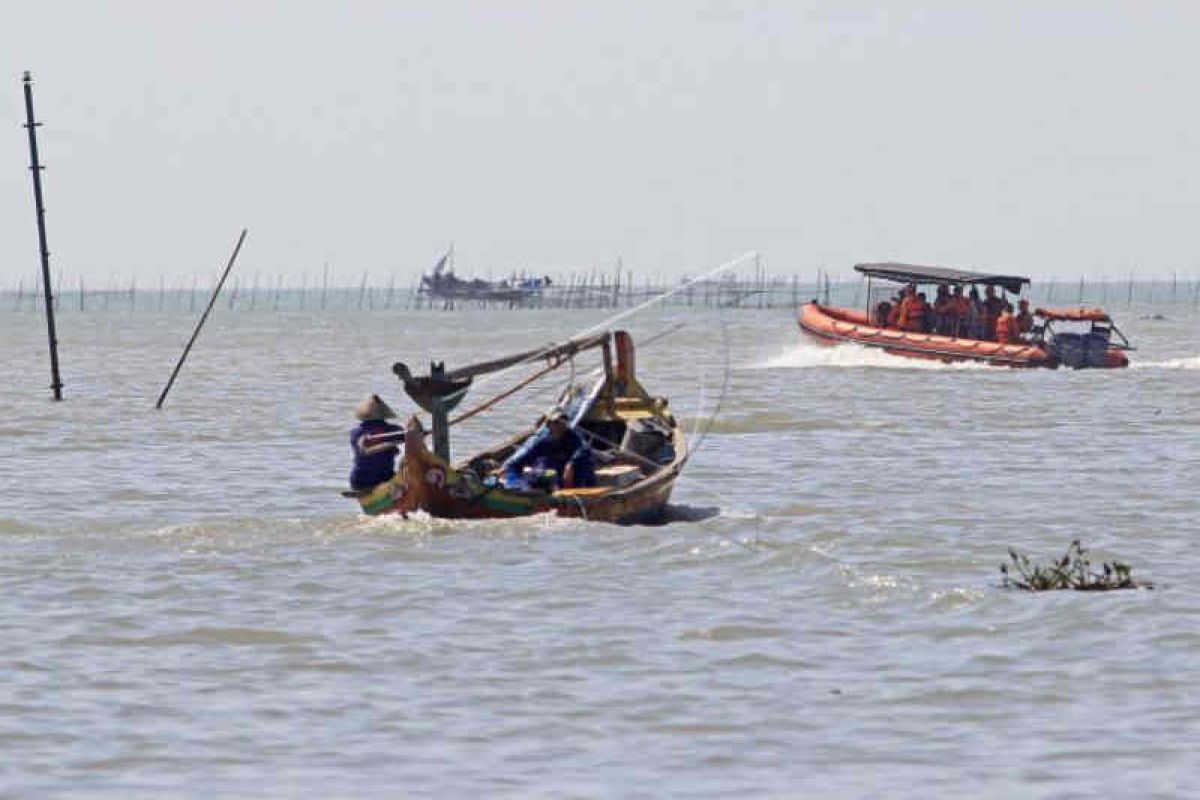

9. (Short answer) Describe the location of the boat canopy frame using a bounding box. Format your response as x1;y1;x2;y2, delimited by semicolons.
854;262;1030;295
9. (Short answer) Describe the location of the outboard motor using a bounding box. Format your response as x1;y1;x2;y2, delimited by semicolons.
1048;325;1113;369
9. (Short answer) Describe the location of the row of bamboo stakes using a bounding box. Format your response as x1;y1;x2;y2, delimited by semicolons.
4;271;1200;313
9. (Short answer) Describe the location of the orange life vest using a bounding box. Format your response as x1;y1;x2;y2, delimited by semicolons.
994;312;1017;343
899;296;927;332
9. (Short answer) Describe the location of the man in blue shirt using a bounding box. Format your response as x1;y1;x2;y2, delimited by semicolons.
348;394;405;491
501;409;596;490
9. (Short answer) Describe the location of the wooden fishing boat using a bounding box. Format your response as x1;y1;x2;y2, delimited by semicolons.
349;330;687;524
798;262;1132;368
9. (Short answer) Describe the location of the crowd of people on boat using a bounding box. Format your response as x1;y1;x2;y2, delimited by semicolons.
873;283;1034;343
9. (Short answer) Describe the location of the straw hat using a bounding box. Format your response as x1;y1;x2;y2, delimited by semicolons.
355;394;397;421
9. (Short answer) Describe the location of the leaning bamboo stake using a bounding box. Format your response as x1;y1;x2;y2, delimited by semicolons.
23;72;64;399
155;229;248;409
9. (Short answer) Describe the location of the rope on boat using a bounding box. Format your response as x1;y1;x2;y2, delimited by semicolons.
446;323;684;435
685;317;732;461
447;356;567;429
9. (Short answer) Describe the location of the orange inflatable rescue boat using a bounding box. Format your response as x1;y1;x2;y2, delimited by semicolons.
798;263;1132;369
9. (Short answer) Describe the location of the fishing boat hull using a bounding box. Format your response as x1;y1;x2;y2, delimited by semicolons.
356;420;687;524
799;302;1059;367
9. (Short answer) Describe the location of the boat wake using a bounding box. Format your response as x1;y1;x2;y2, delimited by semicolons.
342;503;728;533
752;341;991;371
1132;355;1200;370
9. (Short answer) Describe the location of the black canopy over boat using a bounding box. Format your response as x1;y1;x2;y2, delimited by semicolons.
854;262;1030;295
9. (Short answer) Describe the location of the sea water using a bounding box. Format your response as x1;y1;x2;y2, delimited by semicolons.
1;302;1197;797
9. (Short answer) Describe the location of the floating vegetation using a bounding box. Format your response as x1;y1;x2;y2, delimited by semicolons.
1001;540;1151;591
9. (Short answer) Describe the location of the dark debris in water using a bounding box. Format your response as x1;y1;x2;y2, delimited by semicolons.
1001;540;1151;591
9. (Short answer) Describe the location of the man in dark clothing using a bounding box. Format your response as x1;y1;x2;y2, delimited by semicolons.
1015;298;1034;336
349;394;405;491
501;409;596;490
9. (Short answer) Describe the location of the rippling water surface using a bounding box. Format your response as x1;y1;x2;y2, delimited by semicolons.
2;301;1197;797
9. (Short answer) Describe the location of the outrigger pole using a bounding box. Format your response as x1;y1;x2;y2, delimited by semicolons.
22;71;64;401
393;333;613;462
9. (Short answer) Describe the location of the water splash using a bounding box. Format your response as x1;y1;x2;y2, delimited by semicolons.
753;341;992;371
1132;355;1200;370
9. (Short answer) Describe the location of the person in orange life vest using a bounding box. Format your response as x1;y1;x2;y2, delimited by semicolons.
982;285;1005;340
994;302;1019;344
948;285;970;337
932;285;954;334
898;286;928;332
890;286;910;329
348;394;406;491
1015;298;1034;335
884;289;904;328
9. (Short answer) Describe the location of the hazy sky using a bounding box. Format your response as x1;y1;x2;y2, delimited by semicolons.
2;2;1197;285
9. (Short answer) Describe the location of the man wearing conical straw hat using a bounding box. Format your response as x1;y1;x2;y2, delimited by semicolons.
348;394;406;491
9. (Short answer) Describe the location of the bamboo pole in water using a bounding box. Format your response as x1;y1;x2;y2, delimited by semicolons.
156;229;248;410
22;71;64;400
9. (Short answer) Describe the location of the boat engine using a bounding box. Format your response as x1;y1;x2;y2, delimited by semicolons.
1049;328;1113;369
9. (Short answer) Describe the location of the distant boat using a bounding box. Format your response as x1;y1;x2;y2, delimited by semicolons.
348;330;687;524
419;251;550;308
799;262;1132;369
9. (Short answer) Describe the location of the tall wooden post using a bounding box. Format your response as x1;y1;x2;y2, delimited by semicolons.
22;71;64;401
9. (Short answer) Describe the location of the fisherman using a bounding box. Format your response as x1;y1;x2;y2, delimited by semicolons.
348;394;406;491
501;408;596;490
1015;298;1034;335
994;302;1019;344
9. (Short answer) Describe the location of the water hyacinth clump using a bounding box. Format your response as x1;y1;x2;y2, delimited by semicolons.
1001;540;1150;591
